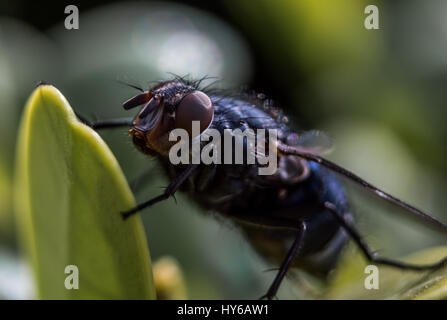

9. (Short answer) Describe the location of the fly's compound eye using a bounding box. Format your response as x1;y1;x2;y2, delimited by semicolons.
175;91;213;138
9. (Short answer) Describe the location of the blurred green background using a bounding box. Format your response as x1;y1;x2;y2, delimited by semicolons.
1;0;447;299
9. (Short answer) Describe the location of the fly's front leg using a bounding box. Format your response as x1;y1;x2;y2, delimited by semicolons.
324;202;447;270
121;164;199;220
260;221;307;300
76;113;134;130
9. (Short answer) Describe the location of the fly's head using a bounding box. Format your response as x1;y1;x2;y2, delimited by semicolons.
124;80;214;156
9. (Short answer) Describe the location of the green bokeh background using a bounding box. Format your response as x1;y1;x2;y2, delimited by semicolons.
1;0;447;299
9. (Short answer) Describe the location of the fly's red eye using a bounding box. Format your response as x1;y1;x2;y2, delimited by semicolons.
175;91;213;137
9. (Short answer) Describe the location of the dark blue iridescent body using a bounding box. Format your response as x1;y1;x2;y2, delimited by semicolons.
156;86;351;278
87;78;447;298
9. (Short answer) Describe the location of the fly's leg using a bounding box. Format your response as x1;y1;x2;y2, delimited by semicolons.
121;164;199;220
76;113;134;130
88;118;133;130
324;202;447;270
260;221;307;300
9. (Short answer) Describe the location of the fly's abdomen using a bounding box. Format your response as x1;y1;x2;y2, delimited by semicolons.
230;163;351;278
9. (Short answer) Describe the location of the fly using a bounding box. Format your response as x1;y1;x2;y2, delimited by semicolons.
80;77;447;299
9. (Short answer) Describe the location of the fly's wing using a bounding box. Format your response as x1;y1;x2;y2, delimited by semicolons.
277;142;447;232
277;141;447;262
285;130;333;155
337;168;445;252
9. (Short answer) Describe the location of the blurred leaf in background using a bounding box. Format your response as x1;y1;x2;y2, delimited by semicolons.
0;17;60;245
153;256;187;300
0;14;65;299
326;245;447;300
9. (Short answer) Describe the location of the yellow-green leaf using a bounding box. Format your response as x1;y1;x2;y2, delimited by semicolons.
14;85;155;299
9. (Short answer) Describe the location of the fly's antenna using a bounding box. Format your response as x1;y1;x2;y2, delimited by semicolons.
277;142;447;233
123;91;152;110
